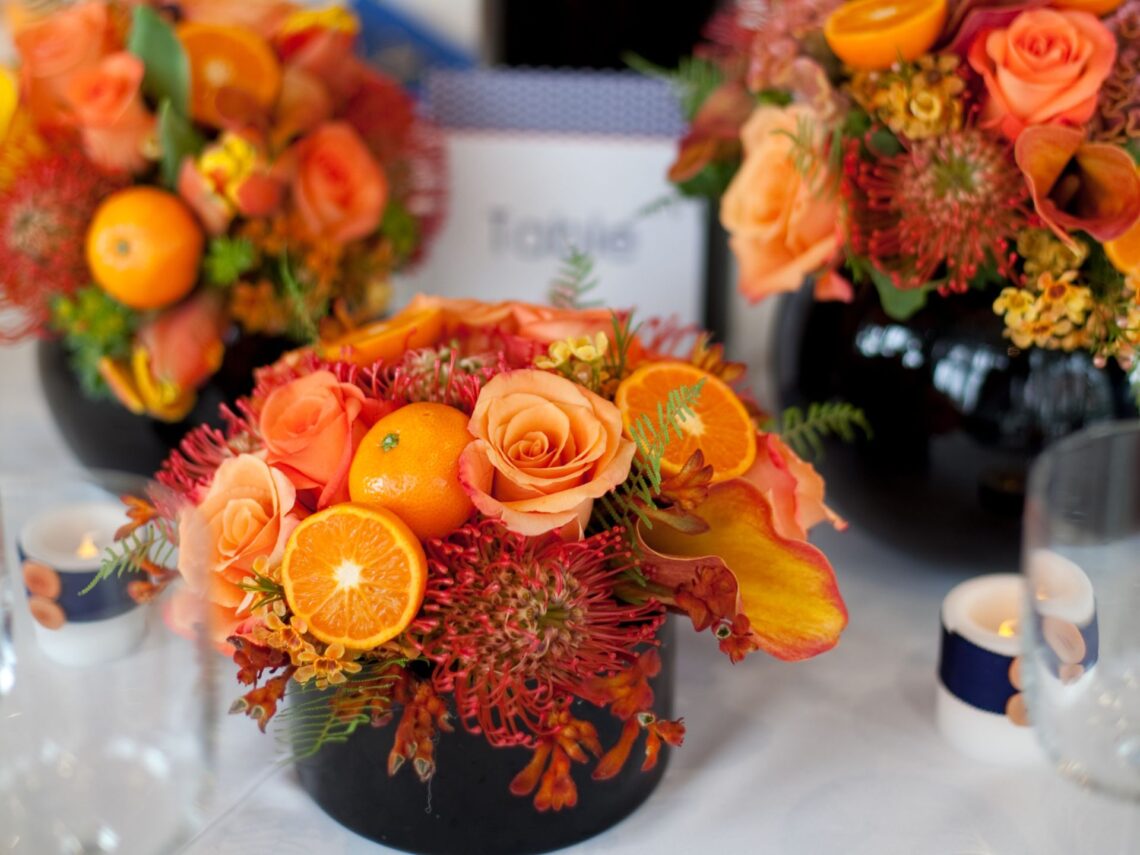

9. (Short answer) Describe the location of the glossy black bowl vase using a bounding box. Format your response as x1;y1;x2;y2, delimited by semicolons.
294;623;675;855
37;334;292;477
776;283;1137;569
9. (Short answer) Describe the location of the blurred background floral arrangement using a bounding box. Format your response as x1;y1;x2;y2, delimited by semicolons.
663;0;1140;393
0;0;444;422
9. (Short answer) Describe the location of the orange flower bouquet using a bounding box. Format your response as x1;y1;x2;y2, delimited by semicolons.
1;1;443;421
660;0;1140;384
95;284;850;848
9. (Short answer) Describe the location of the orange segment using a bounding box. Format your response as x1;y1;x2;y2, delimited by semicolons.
319;305;444;366
178;22;282;128
349;402;475;540
1105;212;1140;275
281;504;427;649
615;362;756;483
823;0;948;71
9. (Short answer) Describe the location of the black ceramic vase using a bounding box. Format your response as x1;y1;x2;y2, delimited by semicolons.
37;334;292;477
775;283;1137;568
294;622;675;855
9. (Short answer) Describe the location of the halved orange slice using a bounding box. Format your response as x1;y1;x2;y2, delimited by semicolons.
1105;212;1140;276
319;305;444;366
823;0;948;71
615;362;756;483
178;22;282;127
281;504;427;649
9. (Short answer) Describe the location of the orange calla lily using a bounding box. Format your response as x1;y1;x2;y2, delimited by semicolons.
1014;125;1140;245
638;479;847;662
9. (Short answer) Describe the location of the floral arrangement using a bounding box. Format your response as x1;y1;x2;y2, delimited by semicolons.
100;283;853;810
659;0;1140;386
0;0;443;420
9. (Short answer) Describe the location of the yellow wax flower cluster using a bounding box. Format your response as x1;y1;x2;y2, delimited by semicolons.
849;54;965;140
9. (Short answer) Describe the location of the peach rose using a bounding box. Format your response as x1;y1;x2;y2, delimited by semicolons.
14;0;110;126
64;52;154;173
967;8;1117;140
177;454;300;642
720;104;839;303
459;369;636;536
287;122;388;244
742;433;845;542
259;369;387;507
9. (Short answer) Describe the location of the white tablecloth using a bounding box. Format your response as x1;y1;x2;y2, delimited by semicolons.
2;338;1138;854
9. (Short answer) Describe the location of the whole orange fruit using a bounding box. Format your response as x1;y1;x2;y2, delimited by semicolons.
348;402;475;541
86;187;204;310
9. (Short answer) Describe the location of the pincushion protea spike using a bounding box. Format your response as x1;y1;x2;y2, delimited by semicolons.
842;129;1028;293
413;520;665;748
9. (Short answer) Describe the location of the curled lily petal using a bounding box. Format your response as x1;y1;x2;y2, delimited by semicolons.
638;479;847;661
1015;125;1140;243
666;83;753;184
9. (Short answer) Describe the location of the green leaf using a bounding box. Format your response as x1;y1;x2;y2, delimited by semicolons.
380;200;419;266
50;287;139;397
624;52;723;122
1125;139;1140;167
128;5;190;117
204;237;257;286
755;88;793;107
676;159;738;199
870;267;933;321
157;99;204;188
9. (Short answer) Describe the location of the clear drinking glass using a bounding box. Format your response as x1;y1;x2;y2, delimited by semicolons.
0;470;217;854
1022;421;1140;799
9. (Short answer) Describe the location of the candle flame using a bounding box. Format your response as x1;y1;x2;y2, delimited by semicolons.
75;532;100;560
998;618;1018;638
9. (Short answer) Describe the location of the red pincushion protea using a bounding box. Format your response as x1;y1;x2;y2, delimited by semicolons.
0;143;128;340
843;129;1028;293
414;521;665;748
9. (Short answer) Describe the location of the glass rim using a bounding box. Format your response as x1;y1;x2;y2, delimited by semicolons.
1027;419;1140;497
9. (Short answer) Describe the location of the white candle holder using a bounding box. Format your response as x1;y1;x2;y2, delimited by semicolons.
18;500;147;666
936;573;1043;765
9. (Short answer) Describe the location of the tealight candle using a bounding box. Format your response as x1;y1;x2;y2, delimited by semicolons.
18;500;147;666
936;573;1042;765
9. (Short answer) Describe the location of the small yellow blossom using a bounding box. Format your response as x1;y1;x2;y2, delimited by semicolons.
535;333;608;370
198;133;260;208
254;611;315;659
1036;271;1093;325
850;55;964;140
279;6;360;36
993;287;1036;323
294;642;363;690
1017;229;1088;282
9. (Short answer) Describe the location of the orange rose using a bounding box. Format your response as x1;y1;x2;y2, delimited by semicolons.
64;52;154;173
288;122;387;244
177;454;301;642
259;369;387;507
459;369;636;536
14;0;111;126
742;434;845;542
967;8;1117;140
720;104;839;303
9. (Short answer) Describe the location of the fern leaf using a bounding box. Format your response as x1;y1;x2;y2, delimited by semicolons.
276;659;404;760
769;401;872;461
597;380;705;534
624;52;723;121
549;247;601;309
86;522;177;593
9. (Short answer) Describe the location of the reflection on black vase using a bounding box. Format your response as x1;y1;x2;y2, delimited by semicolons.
776;282;1135;569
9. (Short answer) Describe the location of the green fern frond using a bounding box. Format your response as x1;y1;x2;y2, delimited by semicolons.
634;192;682;220
768;401;872;461
597;380;705;533
549;247;601;309
624;52;723;121
278;253;324;344
603;311;640;384
238;572;284;612
85;521;178;593
276;659;405;760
